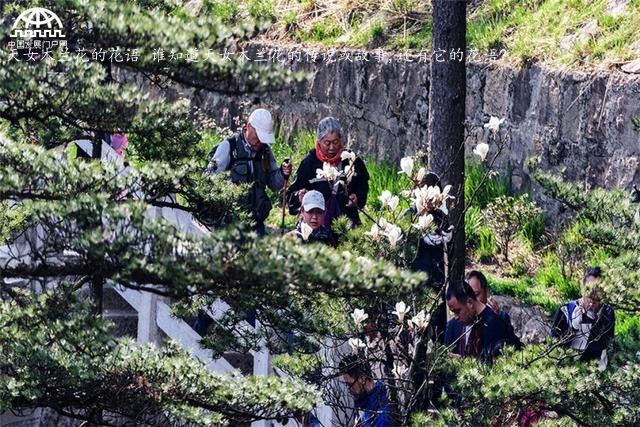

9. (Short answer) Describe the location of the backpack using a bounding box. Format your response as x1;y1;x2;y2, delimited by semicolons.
208;133;243;171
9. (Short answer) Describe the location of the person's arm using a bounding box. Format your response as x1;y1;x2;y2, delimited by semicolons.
483;317;506;363
204;139;231;176
266;150;285;192
585;305;616;359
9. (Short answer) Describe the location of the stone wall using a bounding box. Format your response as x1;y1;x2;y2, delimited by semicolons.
185;45;640;199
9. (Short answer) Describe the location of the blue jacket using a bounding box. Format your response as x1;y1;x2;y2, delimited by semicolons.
354;380;393;426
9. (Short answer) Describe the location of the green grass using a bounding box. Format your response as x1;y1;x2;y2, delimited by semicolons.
294;17;343;43
205;0;640;68
519;211;545;249
465;161;510;209
387;25;431;51
349;19;387;48
247;0;275;20
202;0;239;23
535;251;581;299
487;274;560;314
366;159;412;209
476;226;497;263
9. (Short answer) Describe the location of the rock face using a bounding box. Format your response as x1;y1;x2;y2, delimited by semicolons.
125;43;640;213
493;295;552;344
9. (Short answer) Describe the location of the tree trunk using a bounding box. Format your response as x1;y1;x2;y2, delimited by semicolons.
428;0;467;285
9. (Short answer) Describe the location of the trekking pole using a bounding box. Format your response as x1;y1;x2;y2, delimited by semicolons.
280;158;290;235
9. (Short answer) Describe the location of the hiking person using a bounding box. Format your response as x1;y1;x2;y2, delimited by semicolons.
444;279;507;363
288;190;336;246
551;266;615;364
205;108;291;235
286;117;369;229
466;270;523;349
340;354;393;427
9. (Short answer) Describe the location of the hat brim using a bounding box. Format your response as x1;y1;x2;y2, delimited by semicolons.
255;128;276;145
303;203;325;212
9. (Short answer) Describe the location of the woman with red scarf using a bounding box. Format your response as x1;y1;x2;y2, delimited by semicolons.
286;117;369;228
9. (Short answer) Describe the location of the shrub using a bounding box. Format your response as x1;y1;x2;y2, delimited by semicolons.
202;0;239;23
484;195;541;263
247;0;275;20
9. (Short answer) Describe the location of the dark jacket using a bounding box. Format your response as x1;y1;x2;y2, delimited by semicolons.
294;224;337;247
444;306;507;363
286;149;369;226
497;309;523;349
410;208;451;289
551;300;615;361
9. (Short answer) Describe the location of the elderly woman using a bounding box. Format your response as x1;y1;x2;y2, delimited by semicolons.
286;117;369;227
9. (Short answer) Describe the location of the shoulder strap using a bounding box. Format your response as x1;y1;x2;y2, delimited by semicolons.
567;300;577;325
227;133;242;168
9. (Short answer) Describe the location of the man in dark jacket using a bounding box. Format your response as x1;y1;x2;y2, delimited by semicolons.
286;117;368;228
205;108;291;235
444;279;507;363
466;270;523;349
551;266;615;364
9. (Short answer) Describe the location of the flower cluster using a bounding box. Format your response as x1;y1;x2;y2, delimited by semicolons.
347;304;431;354
365;218;403;247
315;162;341;182
411;184;453;216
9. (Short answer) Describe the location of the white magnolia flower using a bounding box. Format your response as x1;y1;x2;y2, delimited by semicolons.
300;222;313;241
364;223;382;240
634;209;640;225
385;224;403;248
316;162;341;182
413;214;434;231
392;301;409;323
378;190;393;208
341;151;356;163
409;310;430;331
473;142;490;161
348;337;366;354
484;116;505;133
378;218;389;231
388;196;400;212
399;156;414;177
393;363;408;378
350;308;369;327
412;185;454;215
416;167;427;183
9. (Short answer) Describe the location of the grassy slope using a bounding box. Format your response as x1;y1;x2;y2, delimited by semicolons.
201;0;640;69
